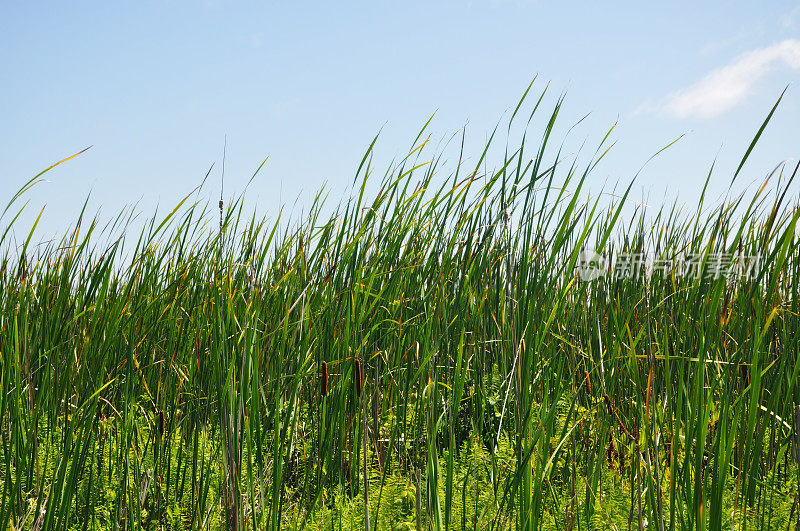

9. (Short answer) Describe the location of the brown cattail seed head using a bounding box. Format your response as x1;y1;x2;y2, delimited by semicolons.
320;361;329;397
354;359;362;398
158;410;165;436
606;438;616;468
584;370;592;395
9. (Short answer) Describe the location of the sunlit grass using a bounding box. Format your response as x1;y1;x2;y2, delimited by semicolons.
1;87;799;530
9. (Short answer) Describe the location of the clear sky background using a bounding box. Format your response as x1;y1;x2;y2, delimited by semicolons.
3;2;800;240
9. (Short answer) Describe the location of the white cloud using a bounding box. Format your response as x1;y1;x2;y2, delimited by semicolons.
659;39;800;119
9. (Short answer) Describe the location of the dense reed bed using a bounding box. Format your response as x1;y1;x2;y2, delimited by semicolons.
1;89;799;530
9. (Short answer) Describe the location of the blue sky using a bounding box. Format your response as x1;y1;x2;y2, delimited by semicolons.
3;2;800;239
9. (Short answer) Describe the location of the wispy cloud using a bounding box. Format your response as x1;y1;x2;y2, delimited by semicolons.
781;6;800;29
655;39;800;119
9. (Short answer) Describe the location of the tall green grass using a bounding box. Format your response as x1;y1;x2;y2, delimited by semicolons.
1;88;799;530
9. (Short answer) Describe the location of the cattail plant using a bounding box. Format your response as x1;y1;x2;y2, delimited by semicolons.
0;86;797;529
354;358;362;399
320;360;328;397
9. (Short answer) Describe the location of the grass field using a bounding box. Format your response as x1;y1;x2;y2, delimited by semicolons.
1;89;799;530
